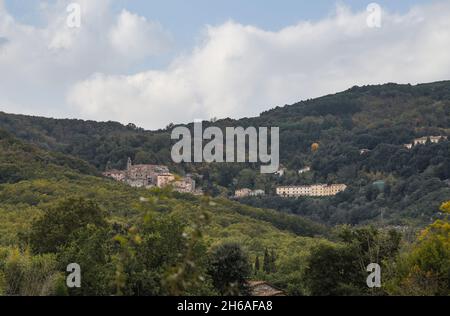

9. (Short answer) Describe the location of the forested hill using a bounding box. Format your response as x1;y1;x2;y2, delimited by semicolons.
1;81;450;226
1;81;449;169
0;129;98;183
0;87;447;296
0;127;332;295
1;81;450;168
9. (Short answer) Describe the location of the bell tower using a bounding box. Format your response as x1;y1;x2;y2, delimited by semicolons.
127;157;132;171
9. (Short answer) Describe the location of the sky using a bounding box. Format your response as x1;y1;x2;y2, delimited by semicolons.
0;0;449;129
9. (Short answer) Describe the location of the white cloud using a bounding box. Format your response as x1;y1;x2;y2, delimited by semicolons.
0;0;172;117
1;1;450;130
67;2;450;129
109;10;172;60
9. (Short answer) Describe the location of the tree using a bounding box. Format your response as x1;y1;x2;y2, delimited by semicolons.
386;202;450;296
311;143;320;153
304;244;363;296
207;243;251;296
28;198;107;254
305;226;402;296
263;248;270;273
114;214;187;296
57;225;115;296
254;256;260;275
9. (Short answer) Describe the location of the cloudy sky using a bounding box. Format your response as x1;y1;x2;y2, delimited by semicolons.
1;0;450;129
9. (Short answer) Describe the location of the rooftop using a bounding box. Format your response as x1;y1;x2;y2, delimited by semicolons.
247;281;286;297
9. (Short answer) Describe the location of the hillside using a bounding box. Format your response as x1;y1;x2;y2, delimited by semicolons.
0;130;329;295
0;82;448;296
0;130;98;183
1;81;450;227
1;81;449;166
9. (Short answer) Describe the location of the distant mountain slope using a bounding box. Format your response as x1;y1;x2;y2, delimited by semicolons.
1;81;449;227
1;81;449;169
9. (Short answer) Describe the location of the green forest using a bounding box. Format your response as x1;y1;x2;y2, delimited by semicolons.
0;81;449;296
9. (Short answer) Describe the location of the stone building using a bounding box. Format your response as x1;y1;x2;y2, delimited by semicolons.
103;169;126;182
172;177;196;193
156;173;176;188
125;158;170;186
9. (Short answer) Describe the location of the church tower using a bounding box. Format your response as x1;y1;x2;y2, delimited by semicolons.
127;157;132;171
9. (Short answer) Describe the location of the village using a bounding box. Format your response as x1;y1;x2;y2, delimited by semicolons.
103;158;202;195
104;135;447;199
103;158;347;199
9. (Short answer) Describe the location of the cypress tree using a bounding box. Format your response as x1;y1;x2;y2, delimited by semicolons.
254;256;260;275
263;248;270;273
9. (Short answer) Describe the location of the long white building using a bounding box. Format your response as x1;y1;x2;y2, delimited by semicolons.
276;184;347;198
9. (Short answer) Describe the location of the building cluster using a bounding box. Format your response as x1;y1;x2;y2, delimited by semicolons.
276;184;347;198
404;136;447;149
103;158;200;194
234;188;265;198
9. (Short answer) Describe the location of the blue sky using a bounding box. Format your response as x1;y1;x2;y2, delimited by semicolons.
4;0;429;59
120;0;427;53
1;0;449;129
4;1;426;25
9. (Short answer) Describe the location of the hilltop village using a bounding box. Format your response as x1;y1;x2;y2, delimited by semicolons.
103;158;202;195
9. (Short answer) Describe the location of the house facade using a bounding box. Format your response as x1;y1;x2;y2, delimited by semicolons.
276;184;347;198
404;135;447;149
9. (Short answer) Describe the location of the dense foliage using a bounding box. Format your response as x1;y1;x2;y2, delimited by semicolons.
207;243;251;295
0;81;449;296
1;82;450;227
0;132;331;295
